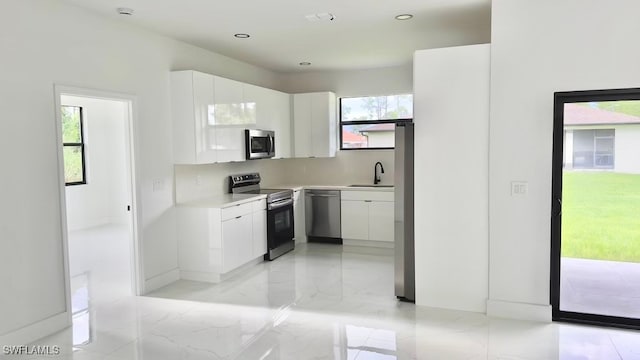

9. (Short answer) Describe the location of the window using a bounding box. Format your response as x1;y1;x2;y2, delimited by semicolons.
61;106;86;185
340;94;413;150
571;129;615;169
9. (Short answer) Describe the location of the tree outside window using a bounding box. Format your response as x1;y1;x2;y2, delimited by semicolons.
62;106;86;185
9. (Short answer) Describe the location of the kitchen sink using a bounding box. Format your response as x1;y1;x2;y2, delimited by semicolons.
349;184;394;188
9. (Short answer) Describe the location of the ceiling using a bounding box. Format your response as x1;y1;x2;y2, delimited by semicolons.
61;0;491;73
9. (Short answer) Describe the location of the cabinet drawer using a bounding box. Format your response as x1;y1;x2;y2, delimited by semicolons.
251;199;266;212
341;190;394;202
221;202;253;221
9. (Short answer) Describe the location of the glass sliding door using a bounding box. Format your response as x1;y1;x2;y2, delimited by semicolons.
552;88;640;328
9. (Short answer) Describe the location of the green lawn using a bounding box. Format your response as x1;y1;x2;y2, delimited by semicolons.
562;171;640;262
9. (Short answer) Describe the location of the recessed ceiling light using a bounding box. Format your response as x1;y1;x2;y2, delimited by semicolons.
299;62;312;66
234;33;250;39
395;14;413;20
117;7;134;16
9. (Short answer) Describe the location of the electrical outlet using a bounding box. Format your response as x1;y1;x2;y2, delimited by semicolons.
196;175;203;186
511;181;528;196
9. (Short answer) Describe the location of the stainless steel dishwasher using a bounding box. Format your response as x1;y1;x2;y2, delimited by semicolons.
305;190;342;244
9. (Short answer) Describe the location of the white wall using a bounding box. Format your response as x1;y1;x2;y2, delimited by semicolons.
413;44;490;313
175;160;291;203
62;96;128;231
488;0;640;321
614;125;640;174
0;0;280;343
279;65;412;185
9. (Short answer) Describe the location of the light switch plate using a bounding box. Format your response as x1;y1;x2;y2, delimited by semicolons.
153;179;164;192
511;181;528;196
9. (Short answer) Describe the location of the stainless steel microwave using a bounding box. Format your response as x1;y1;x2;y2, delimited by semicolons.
245;129;275;160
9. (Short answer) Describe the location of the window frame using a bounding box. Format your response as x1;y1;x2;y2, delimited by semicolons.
62;105;87;186
339;96;413;151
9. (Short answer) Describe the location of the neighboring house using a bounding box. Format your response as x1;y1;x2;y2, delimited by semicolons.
342;129;367;148
359;123;395;148
564;103;640;173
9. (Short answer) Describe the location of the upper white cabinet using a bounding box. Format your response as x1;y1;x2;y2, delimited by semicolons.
171;71;217;164
213;76;250;163
171;70;293;164
272;92;292;158
292;92;336;158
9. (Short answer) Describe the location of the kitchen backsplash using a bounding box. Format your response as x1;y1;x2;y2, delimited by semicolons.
174;159;290;203
174;149;394;203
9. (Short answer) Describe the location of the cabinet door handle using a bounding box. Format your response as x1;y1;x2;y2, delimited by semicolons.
364;200;372;203
235;216;242;219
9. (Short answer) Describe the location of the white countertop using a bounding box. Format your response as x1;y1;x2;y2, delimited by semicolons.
266;184;394;192
177;193;267;208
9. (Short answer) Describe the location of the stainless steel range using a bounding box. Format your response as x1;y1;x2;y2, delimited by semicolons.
229;173;294;260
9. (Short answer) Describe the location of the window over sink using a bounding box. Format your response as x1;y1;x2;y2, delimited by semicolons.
340;94;413;150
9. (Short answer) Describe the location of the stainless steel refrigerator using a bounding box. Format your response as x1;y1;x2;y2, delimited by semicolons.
394;121;415;302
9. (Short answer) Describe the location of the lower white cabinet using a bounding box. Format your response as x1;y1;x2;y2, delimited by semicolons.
341;200;369;240
221;214;253;273
293;190;306;243
341;191;394;243
252;208;267;258
368;201;394;242
178;198;267;282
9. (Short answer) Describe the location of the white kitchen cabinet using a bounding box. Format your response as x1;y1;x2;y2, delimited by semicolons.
273;92;292;158
213;76;247;126
222;214;253;273
340;190;394;243
293;190;305;242
340;200;369;240
368;201;394;242
292;92;336;158
252;204;267;257
171;70;217;164
244;83;271;130
172;70;294;164
214;127;245;162
214;76;248;162
177;198;267;282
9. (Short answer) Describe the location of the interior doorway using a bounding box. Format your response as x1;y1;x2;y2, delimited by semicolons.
551;88;640;329
54;87;140;345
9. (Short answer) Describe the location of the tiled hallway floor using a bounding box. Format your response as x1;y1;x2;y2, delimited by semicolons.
15;244;640;359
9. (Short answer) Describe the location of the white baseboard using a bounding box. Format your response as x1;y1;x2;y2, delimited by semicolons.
486;299;552;322
0;312;70;346
180;270;221;283
144;268;180;294
180;257;264;284
343;239;394;249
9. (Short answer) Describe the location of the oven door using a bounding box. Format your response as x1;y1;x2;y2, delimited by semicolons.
267;199;294;253
245;129;275;159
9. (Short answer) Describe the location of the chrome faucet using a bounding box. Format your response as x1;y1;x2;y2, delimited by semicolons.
374;161;385;184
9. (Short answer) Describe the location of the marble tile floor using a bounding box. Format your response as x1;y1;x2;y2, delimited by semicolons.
561;257;640;318
11;244;640;359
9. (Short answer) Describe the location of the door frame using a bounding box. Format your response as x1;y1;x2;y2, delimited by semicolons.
551;87;640;329
53;85;143;325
